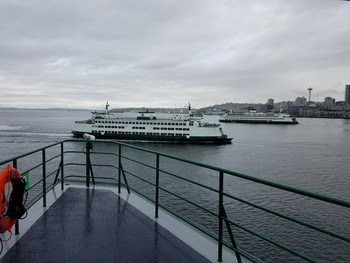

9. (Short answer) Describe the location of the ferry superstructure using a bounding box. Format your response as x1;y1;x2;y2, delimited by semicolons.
219;111;298;124
72;103;232;143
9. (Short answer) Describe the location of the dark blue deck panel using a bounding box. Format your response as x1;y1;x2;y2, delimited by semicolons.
2;188;210;263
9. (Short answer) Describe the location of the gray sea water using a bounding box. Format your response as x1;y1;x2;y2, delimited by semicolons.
0;109;349;262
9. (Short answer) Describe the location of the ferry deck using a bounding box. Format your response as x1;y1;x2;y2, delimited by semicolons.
0;139;349;262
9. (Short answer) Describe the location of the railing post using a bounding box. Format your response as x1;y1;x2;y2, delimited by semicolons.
218;171;224;262
42;149;46;207
118;144;121;193
155;154;160;218
13;159;19;235
86;141;90;188
60;142;64;190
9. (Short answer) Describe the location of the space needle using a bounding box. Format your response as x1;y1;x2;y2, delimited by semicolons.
308;87;313;102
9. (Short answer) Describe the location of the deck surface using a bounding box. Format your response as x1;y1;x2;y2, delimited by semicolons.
2;188;210;263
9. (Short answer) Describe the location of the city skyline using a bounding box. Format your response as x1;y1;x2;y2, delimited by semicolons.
0;1;350;109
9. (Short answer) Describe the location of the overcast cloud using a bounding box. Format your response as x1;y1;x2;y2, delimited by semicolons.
0;0;349;108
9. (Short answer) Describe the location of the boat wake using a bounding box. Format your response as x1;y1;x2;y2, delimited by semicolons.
0;125;23;131
0;131;72;138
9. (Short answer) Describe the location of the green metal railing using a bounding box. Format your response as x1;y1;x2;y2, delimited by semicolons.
0;139;349;263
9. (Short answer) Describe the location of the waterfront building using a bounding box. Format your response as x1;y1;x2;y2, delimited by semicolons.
266;98;274;111
346;85;350;105
324;97;335;106
294;97;307;106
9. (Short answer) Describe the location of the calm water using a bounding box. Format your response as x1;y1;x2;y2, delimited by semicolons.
0;110;349;262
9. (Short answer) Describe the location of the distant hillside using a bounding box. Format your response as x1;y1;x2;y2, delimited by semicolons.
198;102;265;114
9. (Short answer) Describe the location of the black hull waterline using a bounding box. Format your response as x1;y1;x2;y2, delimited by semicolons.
219;120;298;124
72;131;232;144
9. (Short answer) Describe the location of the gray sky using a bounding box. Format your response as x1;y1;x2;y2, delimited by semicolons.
0;0;349;109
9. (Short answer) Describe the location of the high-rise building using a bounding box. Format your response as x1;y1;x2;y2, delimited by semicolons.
267;98;274;106
346;85;350;105
295;97;307;106
324;97;335;105
266;98;274;111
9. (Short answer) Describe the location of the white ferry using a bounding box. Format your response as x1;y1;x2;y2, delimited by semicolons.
219;111;298;124
72;103;232;143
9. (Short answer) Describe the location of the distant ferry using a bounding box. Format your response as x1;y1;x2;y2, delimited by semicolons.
72;103;232;144
219;111;298;124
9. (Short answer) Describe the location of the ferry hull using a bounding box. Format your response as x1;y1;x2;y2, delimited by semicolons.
72;131;232;144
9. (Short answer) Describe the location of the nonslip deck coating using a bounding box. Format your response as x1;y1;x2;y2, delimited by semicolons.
2;188;210;263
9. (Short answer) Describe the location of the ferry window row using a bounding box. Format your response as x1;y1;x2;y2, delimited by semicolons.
95;125;190;131
153;127;190;131
91;130;190;136
96;121;186;126
97;125;125;129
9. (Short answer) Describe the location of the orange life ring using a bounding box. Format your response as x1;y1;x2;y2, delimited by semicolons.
0;165;25;233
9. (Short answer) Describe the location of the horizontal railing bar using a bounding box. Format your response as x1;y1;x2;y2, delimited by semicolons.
28;178;44;191
122;169;156;187
22;162;43;174
46;167;61;180
27;180;58;210
0;141;61;166
121;155;156;171
22;154;60;176
90;151;119;157
223;192;350;243
221;240;263;263
90;164;118;169
64;150;85;154
159;168;219;194
45;153;61;164
26;170;58;192
64;175;118;183
64;162;84;167
158;185;219;218
63;162;118;170
118;179;156;204
26;193;43;210
222;215;317;263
